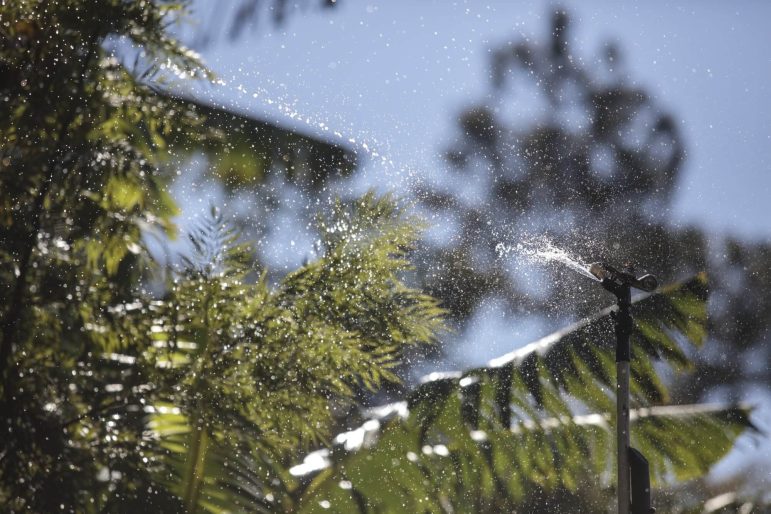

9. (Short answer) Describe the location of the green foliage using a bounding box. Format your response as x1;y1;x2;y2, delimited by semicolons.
0;1;442;511
0;1;212;510
291;275;756;513
137;196;443;513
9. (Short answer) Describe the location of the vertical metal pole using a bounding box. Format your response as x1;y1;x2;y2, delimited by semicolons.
617;362;630;514
615;286;632;514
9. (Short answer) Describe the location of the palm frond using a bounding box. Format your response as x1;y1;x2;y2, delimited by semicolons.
289;274;757;513
140;194;445;512
292;402;753;513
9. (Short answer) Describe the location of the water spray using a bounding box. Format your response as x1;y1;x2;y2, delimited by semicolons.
589;262;657;514
499;239;658;512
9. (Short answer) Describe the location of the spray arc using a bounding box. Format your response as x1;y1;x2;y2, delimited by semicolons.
589;262;657;514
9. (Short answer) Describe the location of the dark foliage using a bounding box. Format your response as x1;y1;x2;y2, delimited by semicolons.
0;2;441;512
416;7;770;409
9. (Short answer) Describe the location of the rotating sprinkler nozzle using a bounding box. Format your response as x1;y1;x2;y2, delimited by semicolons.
589;262;658;293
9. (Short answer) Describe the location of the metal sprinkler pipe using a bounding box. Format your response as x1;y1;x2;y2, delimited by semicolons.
589;262;657;514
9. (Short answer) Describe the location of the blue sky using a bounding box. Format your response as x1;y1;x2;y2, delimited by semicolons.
188;0;771;239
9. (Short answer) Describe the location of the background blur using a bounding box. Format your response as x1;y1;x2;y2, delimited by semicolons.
173;0;771;499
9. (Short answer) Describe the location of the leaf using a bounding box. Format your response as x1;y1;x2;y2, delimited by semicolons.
291;275;756;512
138;194;446;512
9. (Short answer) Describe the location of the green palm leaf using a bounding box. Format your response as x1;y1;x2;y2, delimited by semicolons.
293;402;752;513
138;194;444;513
291;274;756;513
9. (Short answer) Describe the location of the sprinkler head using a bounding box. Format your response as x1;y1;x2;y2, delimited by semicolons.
589;262;658;292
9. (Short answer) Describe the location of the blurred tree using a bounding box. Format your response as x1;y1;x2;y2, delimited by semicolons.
675;238;771;404
188;0;340;48
418;9;696;323
417;8;770;409
227;0;338;38
0;1;443;512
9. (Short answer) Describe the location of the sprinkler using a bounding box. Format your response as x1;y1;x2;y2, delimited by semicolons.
589;262;657;514
589;262;658;293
